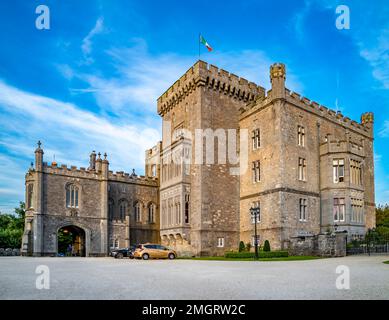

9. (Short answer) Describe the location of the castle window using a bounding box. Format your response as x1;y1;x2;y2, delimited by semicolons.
299;198;307;221
333;198;345;222
298;126;305;147
350;159;362;185
151;164;157;177
252;161;260;183
184;194;190;224
298;158;307;181
134;202;142;222
217;237;225;248
148;203;155;223
333;159;345;183
252;129;260;150
27;184;34;209
66;184;79;208
175;199;181;225
251;201;260;223
119;200;127;221
108;199;114;220
351;198;364;223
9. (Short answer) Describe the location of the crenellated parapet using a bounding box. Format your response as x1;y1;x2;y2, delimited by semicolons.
157;60;265;116
284;90;373;138
240;63;374;139
241;88;374;139
40;163;158;186
108;171;158;187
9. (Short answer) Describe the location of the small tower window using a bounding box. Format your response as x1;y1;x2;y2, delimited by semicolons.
27;184;34;209
66;184;79;208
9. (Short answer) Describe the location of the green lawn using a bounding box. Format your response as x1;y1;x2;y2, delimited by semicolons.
383;261;389;264
177;256;322;262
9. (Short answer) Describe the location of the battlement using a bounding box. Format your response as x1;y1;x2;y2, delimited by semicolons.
241;87;373;139
285;90;373;138
320;139;365;157
157;60;265;116
33;162;158;186
108;171;158;186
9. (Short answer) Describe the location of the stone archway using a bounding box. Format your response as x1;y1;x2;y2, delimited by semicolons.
57;225;86;257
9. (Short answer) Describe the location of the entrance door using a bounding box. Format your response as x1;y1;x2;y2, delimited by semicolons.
57;225;86;257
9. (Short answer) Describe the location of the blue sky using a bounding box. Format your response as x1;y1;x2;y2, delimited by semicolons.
0;0;388;213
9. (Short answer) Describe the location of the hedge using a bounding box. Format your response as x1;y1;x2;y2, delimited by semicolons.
224;250;289;259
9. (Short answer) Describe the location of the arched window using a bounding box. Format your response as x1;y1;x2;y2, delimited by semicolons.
27;184;34;209
108;199;114;220
184;194;190;224
66;184;79;208
119;200;127;221
148;203;155;223
134;202;142;222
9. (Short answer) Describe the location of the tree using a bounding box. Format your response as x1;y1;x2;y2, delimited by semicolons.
376;204;389;228
263;240;271;252
0;202;25;248
239;241;245;252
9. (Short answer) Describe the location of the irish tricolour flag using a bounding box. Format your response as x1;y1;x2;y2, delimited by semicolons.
200;34;213;52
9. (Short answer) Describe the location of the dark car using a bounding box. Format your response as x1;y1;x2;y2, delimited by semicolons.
111;246;135;259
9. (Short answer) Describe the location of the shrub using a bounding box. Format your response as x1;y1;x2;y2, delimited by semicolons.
224;250;288;259
238;241;245;252
246;242;251;252
263;240;271;252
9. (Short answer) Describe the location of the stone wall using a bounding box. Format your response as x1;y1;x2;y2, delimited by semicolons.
288;232;347;257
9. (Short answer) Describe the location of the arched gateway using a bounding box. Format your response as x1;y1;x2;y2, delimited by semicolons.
57;225;86;257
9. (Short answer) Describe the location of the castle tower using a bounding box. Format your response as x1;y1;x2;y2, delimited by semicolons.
157;60;265;256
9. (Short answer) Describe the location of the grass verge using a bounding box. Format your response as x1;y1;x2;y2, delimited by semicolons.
383;261;389;264
177;256;322;262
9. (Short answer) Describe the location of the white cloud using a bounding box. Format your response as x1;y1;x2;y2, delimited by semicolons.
68;41;303;116
0;80;161;212
81;17;104;64
378;120;389;138
359;28;389;89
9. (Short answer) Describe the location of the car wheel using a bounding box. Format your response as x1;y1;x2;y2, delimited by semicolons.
142;253;149;260
116;253;123;259
168;253;176;260
129;255;134;259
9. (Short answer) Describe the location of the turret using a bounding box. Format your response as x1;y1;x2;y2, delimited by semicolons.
35;140;44;171
270;63;286;100
89;151;96;170
101;153;109;179
361;112;374;130
96;152;102;173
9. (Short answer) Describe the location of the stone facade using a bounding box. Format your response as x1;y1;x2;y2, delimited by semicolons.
239;62;375;253
22;60;375;257
22;148;159;257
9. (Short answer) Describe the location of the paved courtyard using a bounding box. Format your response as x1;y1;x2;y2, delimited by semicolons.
0;255;388;300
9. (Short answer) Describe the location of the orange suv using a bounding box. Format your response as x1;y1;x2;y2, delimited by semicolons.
133;243;177;260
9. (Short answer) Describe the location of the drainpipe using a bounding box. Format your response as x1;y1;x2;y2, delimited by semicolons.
317;122;322;233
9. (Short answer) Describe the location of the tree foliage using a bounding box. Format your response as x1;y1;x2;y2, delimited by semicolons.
263;240;271;252
239;241;245;252
376;204;389;228
0;202;25;248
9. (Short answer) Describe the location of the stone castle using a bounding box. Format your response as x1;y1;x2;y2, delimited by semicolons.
21;60;375;257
